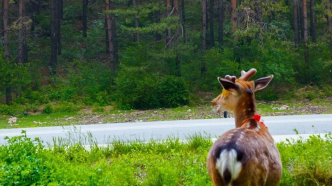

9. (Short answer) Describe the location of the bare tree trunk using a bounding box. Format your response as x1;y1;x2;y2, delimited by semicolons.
133;0;140;42
3;0;11;104
294;0;299;47
218;0;223;47
105;18;109;53
57;0;61;55
209;0;214;47
201;0;207;76
60;0;63;19
3;0;10;60
1;0;3;37
83;0;87;37
303;0;308;42
231;0;236;31
299;0;304;42
327;0;332;51
105;0;115;73
202;0;207;50
155;10;162;41
310;0;316;43
181;0;186;43
18;0;25;63
50;0;58;74
165;0;171;46
174;0;179;40
110;1;118;67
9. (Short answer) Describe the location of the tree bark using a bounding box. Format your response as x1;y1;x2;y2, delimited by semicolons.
50;0;58;74
218;0;223;47
1;0;3;37
202;0;207;50
105;18;109;53
3;0;10;61
133;0;140;42
201;0;207;76
3;0;11;104
303;0;308;42
294;0;299;47
327;0;332;51
57;0;61;55
105;0;115;73
173;0;179;40
165;0;171;46
209;0;214;47
60;0;63;19
18;0;25;63
231;0;236;31
110;1;118;67
155;10;162;41
181;0;186;43
83;0;87;37
310;0;316;43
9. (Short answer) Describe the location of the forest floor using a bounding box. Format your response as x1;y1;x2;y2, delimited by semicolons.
0;98;331;129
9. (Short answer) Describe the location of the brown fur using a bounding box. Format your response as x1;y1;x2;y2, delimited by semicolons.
207;69;282;186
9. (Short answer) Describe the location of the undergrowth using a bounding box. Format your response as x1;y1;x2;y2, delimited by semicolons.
0;131;332;185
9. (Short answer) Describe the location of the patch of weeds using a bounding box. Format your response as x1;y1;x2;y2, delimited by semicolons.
43;103;53;114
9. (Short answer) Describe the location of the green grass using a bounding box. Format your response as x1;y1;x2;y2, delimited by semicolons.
1;131;332;185
0;100;331;129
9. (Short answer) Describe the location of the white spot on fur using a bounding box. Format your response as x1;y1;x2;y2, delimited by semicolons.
216;149;242;183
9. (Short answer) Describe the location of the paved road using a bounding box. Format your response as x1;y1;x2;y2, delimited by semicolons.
0;114;331;145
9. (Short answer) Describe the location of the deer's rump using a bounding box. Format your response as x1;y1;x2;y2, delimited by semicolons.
207;128;282;186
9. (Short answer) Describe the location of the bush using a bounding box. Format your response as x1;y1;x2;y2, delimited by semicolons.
43;103;53;114
0;104;14;115
115;67;160;110
115;67;190;110
158;76;189;108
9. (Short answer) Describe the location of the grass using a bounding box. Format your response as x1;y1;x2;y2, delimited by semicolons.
0;100;331;129
1;131;332;185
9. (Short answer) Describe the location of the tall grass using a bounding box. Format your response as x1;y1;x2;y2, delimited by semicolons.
0;131;331;185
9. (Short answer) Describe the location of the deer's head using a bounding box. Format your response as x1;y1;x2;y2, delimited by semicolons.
212;68;273;115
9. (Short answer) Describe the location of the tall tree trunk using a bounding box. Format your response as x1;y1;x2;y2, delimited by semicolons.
165;0;171;46
231;0;236;31
155;10;162;41
294;0;299;47
299;0;304;42
201;0;207;76
209;0;214;47
218;0;223;47
202;0;207;50
3;0;10;60
110;1;118;67
327;0;332;51
310;0;316;43
174;0;179;40
18;0;25;63
60;0;63;19
181;0;186;43
83;0;87;37
303;0;308;42
105;0;114;73
57;0;61;55
1;0;3;37
133;0;140;42
50;0;58;74
3;0;11;104
105;18;109;53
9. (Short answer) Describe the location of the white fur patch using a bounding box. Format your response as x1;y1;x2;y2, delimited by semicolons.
216;149;242;183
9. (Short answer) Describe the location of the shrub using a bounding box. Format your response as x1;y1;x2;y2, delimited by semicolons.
158;76;190;108
43;103;53;114
115;67;160;110
0;104;14;115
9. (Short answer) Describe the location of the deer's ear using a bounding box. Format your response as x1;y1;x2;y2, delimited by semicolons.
218;77;240;94
254;75;273;91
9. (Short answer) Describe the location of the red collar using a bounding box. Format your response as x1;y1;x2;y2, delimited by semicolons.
252;114;268;129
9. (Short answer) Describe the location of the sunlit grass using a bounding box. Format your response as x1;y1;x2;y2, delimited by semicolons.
1;131;332;185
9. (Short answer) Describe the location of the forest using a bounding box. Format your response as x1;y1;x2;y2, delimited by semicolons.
0;0;332;112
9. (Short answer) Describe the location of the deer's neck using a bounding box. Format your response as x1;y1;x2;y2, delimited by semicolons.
234;97;256;128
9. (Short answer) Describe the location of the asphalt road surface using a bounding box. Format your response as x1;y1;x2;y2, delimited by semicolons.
0;114;331;145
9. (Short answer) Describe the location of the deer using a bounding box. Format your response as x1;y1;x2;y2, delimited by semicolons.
207;69;282;186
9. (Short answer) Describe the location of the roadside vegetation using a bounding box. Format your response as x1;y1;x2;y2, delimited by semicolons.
1;98;332;129
0;131;331;185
